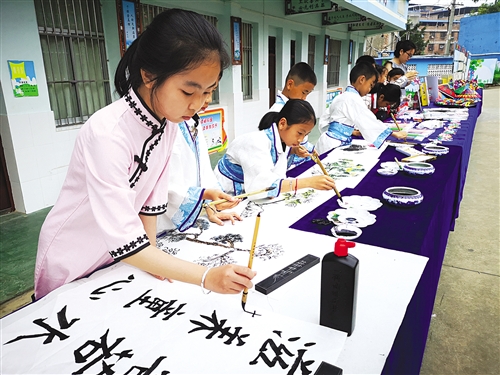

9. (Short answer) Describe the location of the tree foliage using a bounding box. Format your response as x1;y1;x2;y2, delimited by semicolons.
400;19;429;55
473;0;500;15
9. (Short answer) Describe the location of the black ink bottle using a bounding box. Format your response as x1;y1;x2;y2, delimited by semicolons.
320;238;358;336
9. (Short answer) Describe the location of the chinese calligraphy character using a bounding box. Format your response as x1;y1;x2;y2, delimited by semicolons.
90;274;135;300
250;330;316;375
189;310;249;346
73;329;133;374
4;305;79;345
123;290;186;321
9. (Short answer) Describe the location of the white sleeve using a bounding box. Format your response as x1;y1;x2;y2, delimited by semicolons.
318;104;335;134
233;134;282;196
342;97;392;148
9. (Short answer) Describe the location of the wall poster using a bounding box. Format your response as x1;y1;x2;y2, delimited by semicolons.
200;108;227;154
231;17;242;65
8;60;38;97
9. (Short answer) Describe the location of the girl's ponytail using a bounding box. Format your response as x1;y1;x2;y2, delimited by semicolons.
258;112;280;130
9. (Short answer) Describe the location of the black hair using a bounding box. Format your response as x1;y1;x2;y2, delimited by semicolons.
285;62;317;86
375;64;387;75
355;55;376;66
388;68;405;79
258;99;316;131
377;83;401;106
349;62;378;84
115;8;230;97
394;40;417;58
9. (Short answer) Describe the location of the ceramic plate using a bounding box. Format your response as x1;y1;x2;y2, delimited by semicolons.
380;161;403;171
378;168;398;176
331;224;362;240
338;195;383;211
328;208;376;228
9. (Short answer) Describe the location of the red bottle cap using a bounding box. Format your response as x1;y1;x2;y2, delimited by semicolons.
334;238;356;257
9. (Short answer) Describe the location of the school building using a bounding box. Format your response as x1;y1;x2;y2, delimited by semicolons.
0;0;408;214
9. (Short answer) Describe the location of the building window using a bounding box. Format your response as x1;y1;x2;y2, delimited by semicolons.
440;32;447;39
241;22;253;100
430;32;435;39
439;44;445;50
141;5;221;105
428;44;434;51
35;0;111;127
290;40;296;68
326;39;341;87
308;35;316;68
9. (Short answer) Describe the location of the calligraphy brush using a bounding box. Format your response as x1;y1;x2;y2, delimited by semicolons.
311;150;344;203
390;113;402;131
242;212;261;316
394;157;403;170
209;187;276;206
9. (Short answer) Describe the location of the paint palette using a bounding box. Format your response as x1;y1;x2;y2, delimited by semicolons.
382;186;423;207
378;168;398;176
328;208;376;228
338;195;382;211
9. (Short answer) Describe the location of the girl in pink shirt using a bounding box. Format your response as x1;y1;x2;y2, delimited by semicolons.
34;9;255;299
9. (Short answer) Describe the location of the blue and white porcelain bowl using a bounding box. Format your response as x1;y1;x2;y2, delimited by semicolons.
382;186;423;207
423;145;449;156
403;162;435;176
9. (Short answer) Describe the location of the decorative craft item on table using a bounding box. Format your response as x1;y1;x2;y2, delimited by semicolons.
337;195;382;211
434;123;460;142
422;144;449;156
403;162;435;177
382;186;424;207
327;208;376;228
436;79;481;107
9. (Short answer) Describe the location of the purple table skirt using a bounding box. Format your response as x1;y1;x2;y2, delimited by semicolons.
290;145;462;375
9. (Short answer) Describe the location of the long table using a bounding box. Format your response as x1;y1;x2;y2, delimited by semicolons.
290;145;462;374
286;101;482;374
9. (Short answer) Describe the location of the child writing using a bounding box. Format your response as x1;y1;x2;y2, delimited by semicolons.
214;99;336;198
315;63;407;155
269;62;317;168
157;82;242;233
34;9;255;299
363;83;401;121
387;68;405;83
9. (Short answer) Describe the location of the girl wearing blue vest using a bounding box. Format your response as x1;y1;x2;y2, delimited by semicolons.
214;99;336;199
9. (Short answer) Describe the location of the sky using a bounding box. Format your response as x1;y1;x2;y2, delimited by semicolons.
409;0;493;7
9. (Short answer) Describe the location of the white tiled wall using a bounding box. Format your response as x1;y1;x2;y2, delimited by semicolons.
2;111;80;213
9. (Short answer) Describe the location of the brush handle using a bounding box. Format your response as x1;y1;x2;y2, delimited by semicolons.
209;188;274;206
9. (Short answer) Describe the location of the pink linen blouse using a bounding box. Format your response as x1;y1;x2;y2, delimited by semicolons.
34;88;177;299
